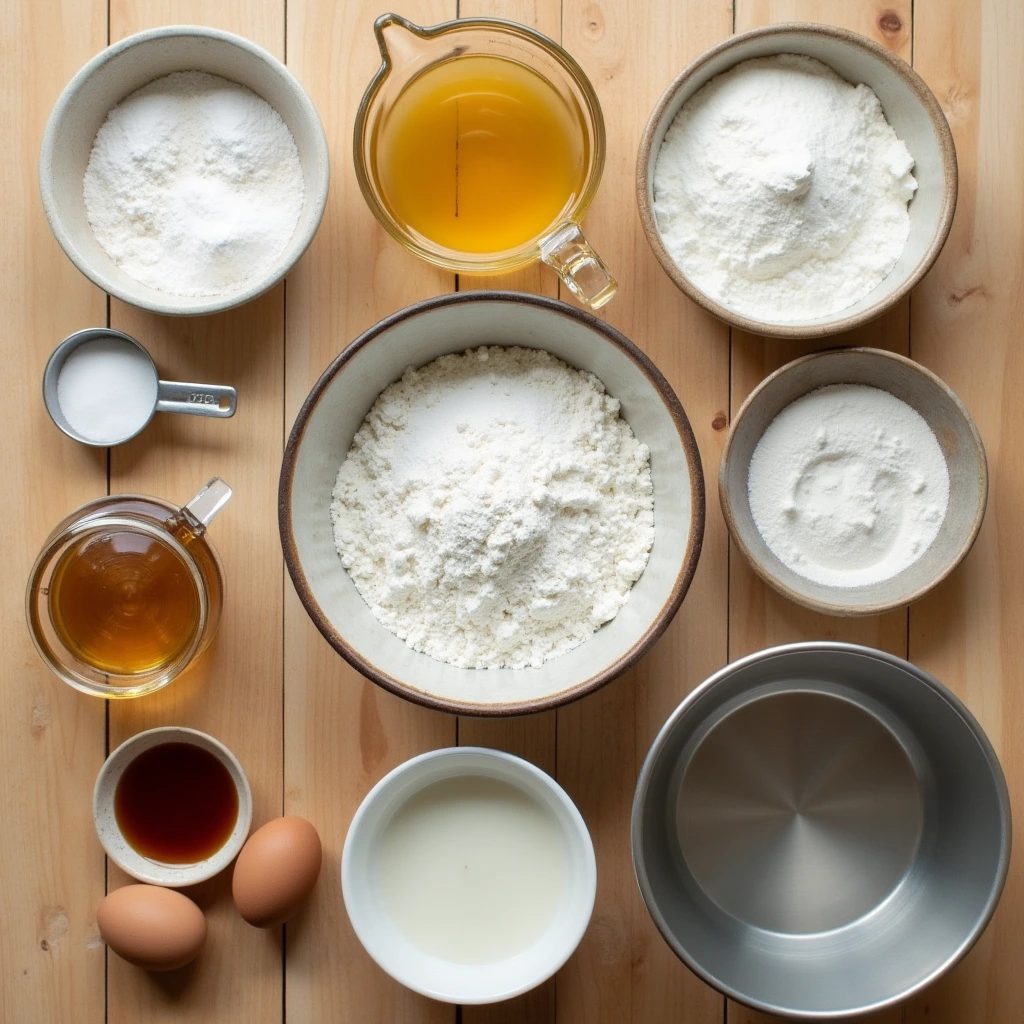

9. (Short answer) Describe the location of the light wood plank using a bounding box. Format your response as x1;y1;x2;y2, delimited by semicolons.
453;3;561;1019
104;3;286;1022
557;2;731;1022
283;2;457;1023
0;2;108;1022
726;3;912;1022
906;0;1024;1019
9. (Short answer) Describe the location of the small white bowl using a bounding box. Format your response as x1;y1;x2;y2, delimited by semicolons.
39;25;329;316
93;726;253;887
342;747;596;1004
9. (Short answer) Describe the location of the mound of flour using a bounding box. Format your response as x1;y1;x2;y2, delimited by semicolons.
653;54;917;321
331;346;655;670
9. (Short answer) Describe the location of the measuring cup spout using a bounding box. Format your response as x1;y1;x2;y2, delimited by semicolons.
373;13;430;69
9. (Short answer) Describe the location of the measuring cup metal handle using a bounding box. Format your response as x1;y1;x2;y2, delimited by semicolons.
156;380;237;418
540;223;618;310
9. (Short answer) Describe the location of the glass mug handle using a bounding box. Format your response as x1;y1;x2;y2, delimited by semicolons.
539;223;618;310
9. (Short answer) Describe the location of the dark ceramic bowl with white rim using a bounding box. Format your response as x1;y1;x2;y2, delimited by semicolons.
636;23;957;338
719;347;987;616
279;291;705;716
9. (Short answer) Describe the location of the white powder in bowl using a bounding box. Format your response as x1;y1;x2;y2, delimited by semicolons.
83;71;304;297
57;338;158;444
330;346;655;670
747;384;949;588
653;55;917;322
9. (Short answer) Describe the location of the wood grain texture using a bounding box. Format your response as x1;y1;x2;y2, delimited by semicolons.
0;1;108;1021
103;3;287;1022
556;1;730;1021
726;2;911;1023
906;0;1024;1020
283;2;456;1023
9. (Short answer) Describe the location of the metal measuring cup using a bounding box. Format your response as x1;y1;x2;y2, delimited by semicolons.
43;328;237;447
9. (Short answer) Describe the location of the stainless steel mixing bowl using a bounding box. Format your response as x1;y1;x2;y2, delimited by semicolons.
632;642;1010;1019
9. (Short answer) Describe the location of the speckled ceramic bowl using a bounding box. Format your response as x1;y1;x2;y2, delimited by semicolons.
39;25;329;316
720;347;987;615
93;727;252;887
279;291;705;716
637;23;957;338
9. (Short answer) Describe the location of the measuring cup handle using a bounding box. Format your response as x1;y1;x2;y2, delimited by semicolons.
540;223;618;310
156;381;237;418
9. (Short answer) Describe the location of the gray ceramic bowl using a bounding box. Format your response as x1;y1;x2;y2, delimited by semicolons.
636;23;957;338
279;292;704;716
720;347;987;616
632;642;1011;1019
39;25;329;316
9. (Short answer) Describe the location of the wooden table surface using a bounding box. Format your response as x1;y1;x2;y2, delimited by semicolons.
3;0;1021;1021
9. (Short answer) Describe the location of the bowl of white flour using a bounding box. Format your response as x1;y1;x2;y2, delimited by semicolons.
720;347;987;615
636;23;957;338
279;292;705;715
40;25;329;316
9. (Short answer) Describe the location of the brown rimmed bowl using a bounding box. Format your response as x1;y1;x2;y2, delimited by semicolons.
279;292;705;716
720;347;987;616
636;23;957;339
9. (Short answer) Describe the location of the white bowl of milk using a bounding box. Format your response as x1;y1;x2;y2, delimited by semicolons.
342;747;596;1003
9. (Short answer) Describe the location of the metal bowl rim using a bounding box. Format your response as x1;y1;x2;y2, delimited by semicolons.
630;640;1012;1020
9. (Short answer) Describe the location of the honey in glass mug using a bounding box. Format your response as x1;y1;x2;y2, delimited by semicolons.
27;478;231;698
356;14;617;308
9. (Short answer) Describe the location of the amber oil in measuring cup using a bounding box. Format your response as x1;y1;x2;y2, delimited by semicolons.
375;54;587;254
27;480;230;698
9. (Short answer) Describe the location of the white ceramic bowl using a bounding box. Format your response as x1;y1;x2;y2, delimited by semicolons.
637;23;957;338
279;291;705;715
93;726;253;887
39;25;329;316
342;747;596;1004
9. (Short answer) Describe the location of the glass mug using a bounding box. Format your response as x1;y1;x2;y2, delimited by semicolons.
354;13;617;309
26;478;231;699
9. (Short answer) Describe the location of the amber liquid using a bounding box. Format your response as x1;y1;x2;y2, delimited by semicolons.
115;742;239;863
48;526;201;675
374;54;588;254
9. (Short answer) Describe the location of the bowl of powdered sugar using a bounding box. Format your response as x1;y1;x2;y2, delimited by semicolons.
39;25;329;316
279;292;705;716
636;23;957;338
720;347;987;616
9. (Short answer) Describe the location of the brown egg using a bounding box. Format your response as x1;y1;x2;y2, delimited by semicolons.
97;884;206;971
232;815;322;927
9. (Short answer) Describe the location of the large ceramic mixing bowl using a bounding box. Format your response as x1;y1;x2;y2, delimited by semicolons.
279;292;704;715
632;643;1011;1019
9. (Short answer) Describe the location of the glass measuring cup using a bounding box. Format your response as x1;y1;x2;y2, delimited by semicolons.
354;14;617;309
43;328;237;447
26;478;231;698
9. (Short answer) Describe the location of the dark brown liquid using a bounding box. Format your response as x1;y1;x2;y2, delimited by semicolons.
48;527;200;675
114;742;239;863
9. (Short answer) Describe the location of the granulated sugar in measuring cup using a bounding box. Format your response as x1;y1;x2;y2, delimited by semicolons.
354;14;616;309
43;328;237;445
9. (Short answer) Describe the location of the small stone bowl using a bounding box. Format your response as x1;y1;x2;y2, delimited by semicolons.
39;25;329;317
720;347;987;616
636;23;957;338
93;727;253;887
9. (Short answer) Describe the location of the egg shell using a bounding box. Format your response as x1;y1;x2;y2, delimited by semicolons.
97;884;206;971
232;815;322;928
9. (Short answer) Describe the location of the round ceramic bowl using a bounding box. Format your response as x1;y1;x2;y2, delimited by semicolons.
39;25;329;316
93;727;253;887
633;642;1011;1020
720;347;987;616
342;747;596;1004
636;23;957;339
279;291;705;715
